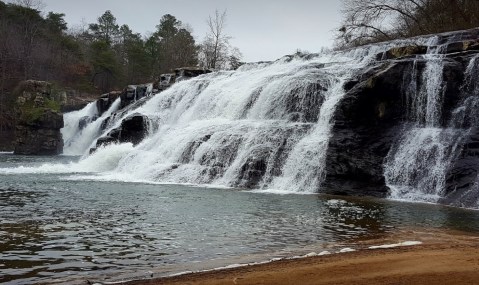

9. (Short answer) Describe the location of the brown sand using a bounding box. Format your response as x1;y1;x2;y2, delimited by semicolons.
122;229;479;285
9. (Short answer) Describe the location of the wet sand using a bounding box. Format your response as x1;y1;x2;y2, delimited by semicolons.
122;229;479;285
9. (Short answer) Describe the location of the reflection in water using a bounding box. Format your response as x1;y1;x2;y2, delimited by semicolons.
322;198;386;240
1;155;479;284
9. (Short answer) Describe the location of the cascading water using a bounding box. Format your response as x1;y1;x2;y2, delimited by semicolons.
61;101;98;149
384;45;479;203
27;29;479;204
62;98;121;156
57;46;392;192
269;76;346;192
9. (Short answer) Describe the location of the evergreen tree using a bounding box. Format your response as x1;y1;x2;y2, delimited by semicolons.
88;10;119;45
150;14;198;74
87;10;121;91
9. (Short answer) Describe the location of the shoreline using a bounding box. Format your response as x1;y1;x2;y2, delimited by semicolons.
116;229;479;285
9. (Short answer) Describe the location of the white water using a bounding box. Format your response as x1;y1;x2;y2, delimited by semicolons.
62;98;121;155
385;49;479;203
0;143;134;174
8;33;478;199
103;56;357;190
5;44;400;192
269;76;346;192
384;40;448;202
384;127;463;202
61;102;97;150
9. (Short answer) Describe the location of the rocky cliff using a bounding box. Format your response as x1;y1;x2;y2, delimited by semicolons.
322;29;479;207
14;80;64;155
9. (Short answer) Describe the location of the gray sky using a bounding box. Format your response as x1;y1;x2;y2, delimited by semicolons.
40;0;342;62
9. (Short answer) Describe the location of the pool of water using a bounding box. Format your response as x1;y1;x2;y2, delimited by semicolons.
1;153;479;284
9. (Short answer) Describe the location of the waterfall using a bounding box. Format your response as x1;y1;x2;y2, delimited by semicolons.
58;46;388;192
62;98;121;156
269;76;346;192
54;30;479;202
61;101;98;150
384;51;479;203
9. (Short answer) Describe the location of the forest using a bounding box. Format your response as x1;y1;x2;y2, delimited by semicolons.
0;0;241;136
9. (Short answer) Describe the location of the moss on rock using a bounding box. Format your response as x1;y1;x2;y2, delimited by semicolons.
13;80;64;155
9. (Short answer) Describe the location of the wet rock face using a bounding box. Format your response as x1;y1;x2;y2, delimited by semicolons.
92;113;148;151
443;129;479;208
97;91;120;115
322;62;410;197
235;148;270;188
13;80;64;155
120;84;151;109
322;53;468;198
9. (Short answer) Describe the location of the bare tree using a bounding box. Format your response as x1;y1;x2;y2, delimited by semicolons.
336;0;479;48
336;0;425;47
10;0;45;10
199;9;241;70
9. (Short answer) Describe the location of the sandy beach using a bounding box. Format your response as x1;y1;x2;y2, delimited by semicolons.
122;229;479;285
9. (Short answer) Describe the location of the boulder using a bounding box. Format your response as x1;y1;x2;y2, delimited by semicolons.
174;67;212;82
92;113;148;151
120;84;152;109
78;115;96;130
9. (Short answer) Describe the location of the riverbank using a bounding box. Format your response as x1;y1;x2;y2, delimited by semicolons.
123;229;479;285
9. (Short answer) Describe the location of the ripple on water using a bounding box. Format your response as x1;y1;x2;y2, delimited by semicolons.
1;158;479;284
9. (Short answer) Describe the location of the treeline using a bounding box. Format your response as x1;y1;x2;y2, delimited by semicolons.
0;1;241;96
336;0;479;48
80;11;200;92
0;1;242;138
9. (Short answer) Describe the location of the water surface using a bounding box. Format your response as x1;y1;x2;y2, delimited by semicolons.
1;154;479;284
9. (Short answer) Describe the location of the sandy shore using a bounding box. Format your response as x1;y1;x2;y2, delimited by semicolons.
121;229;479;285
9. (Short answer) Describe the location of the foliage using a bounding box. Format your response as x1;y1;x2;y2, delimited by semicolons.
148;14;198;74
45;12;67;32
0;1;242;111
18;97;59;122
88;10;119;45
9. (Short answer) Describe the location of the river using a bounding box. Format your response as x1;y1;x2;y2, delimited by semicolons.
1;153;479;284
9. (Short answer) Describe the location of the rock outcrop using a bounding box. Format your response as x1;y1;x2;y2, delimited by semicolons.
60;89;98;113
323;28;479;201
14;80;64;155
120;84;152;109
91;113;148;152
323;62;410;197
97;91;121;115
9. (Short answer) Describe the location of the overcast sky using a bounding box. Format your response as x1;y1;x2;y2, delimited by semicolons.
38;0;342;62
